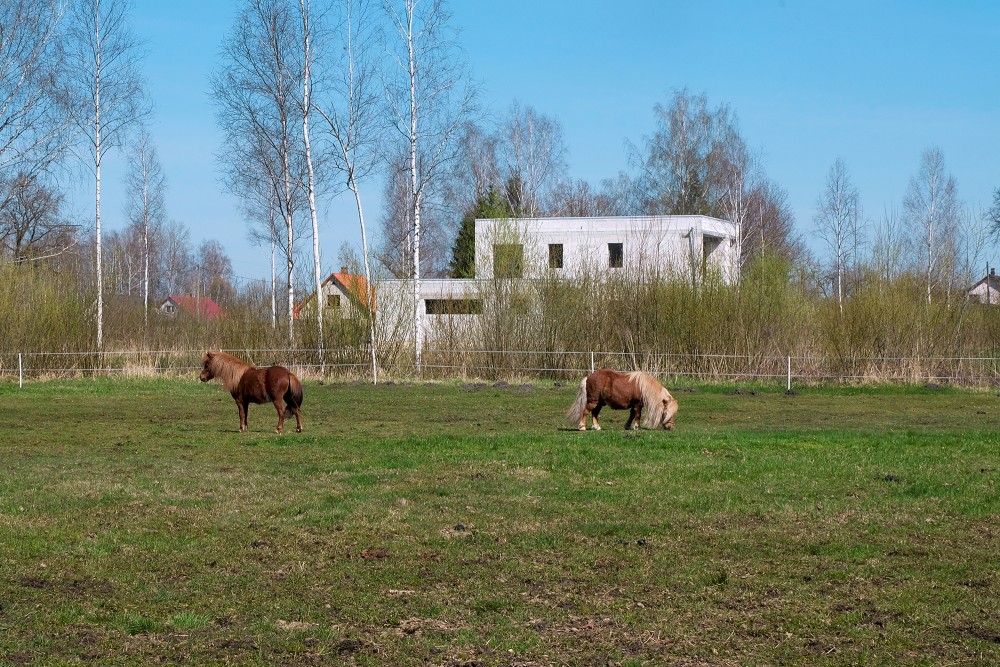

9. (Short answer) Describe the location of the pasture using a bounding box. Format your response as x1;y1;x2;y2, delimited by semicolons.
0;377;998;666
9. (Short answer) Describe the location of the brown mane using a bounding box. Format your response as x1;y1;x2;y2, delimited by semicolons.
203;351;252;394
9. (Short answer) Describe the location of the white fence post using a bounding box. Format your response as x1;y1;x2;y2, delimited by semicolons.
19;353;23;388
787;355;791;392
590;351;595;373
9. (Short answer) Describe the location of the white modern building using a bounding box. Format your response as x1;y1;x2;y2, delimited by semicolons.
474;215;740;282
374;215;741;341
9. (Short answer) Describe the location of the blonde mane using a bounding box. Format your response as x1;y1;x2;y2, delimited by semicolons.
205;351;252;393
627;370;670;428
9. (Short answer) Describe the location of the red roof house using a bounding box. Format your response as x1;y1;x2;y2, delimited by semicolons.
294;268;374;320
159;295;223;320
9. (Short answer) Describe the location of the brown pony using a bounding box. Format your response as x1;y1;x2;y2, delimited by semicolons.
566;368;677;431
199;351;303;434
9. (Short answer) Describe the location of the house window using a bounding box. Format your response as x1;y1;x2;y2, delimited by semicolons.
548;244;564;269
425;298;483;315
326;294;342;309
608;243;623;269
493;243;524;278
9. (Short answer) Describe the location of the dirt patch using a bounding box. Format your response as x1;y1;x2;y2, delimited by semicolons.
214;637;258;651
955;623;1000;644
359;547;390;560
395;616;466;636
18;575;50;589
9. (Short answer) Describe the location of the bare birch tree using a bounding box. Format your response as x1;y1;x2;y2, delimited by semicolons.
0;0;74;198
814;158;862;313
214;0;304;343
869;206;906;287
903;147;958;305
0;174;76;264
496;101;567;217
65;0;148;349
382;0;475;370
157;219;192;296
627;90;801;268
123;129;165;326
442;104;567;221
986;188;1000;240
314;0;384;382
298;0;326;362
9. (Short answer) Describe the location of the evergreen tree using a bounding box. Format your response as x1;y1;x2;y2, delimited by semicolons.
448;187;511;278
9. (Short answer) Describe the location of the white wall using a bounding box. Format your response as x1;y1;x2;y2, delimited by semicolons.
474;215;740;283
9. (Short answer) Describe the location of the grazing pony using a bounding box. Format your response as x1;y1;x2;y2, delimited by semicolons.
199;351;303;434
566;368;677;431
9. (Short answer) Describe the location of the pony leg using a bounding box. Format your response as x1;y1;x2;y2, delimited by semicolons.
590;403;603;431
238;401;249;432
273;399;286;434
287;403;303;432
626;406;641;430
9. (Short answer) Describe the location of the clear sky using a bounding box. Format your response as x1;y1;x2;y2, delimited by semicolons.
79;0;1000;284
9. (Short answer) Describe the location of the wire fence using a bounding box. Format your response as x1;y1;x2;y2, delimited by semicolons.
2;347;1000;388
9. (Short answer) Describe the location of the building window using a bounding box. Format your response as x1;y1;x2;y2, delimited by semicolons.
608;243;623;269
425;298;483;315
325;294;342;309
493;243;524;278
548;243;564;269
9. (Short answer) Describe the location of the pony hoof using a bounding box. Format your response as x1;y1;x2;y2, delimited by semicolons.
592;425;601;431
578;425;586;431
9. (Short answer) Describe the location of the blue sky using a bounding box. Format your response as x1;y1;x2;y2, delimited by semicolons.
81;0;1000;283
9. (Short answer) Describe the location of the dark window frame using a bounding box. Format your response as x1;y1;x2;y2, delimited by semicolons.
608;242;623;269
425;298;484;315
548;243;564;269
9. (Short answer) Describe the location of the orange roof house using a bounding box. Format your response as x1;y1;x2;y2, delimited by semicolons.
294;268;374;320
159;295;223;320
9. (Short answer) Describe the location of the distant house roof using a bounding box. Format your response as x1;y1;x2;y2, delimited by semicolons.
968;271;1000;305
294;268;374;319
159;295;223;320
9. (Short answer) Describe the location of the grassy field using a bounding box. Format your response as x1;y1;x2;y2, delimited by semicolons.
0;377;998;666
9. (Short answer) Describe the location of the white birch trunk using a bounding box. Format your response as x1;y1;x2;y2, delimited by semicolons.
95;54;103;351
270;202;277;329
406;0;422;372
282;125;295;343
301;0;324;365
349;176;378;384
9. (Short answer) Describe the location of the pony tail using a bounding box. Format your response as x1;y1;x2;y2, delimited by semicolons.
566;377;588;425
288;374;304;408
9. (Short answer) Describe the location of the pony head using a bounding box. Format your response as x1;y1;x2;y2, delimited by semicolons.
199;351;216;382
657;388;679;430
199;351;250;391
631;371;679;430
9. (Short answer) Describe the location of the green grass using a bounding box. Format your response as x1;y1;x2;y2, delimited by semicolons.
0;377;998;665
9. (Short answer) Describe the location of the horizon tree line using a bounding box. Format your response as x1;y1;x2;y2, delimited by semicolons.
2;0;999;361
